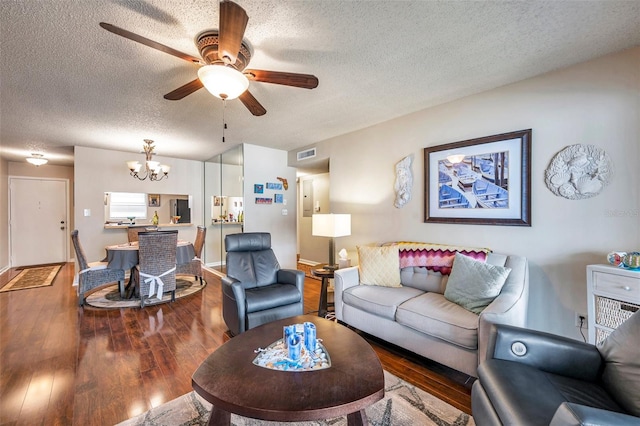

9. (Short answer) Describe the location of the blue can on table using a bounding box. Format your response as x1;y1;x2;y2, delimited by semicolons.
304;322;317;352
283;325;295;348
288;334;302;360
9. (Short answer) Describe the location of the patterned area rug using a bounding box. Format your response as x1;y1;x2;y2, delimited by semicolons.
0;264;63;292
117;370;475;426
85;276;206;308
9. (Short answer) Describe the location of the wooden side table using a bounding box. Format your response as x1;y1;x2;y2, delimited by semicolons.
312;268;335;318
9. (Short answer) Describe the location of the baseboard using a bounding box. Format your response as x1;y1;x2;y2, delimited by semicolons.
0;265;10;276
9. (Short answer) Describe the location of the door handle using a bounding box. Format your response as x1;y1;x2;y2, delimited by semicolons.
60;220;65;224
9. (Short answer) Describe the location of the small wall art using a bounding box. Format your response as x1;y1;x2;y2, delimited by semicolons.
254;184;264;194
274;194;284;204
266;182;283;190
394;154;414;208
544;144;612;200
255;197;272;204
148;193;160;207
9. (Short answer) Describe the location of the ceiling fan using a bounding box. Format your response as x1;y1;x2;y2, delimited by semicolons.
100;0;318;116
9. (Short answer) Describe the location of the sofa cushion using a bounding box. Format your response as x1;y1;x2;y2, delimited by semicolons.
444;253;511;314
357;245;402;287
245;284;302;313
400;267;445;293
478;358;624;425
396;292;479;349
599;310;640;416
342;285;423;320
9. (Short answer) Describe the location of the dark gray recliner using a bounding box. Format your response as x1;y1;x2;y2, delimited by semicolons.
222;232;304;336
472;310;640;425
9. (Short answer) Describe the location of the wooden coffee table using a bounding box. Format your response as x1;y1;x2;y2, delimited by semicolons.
192;315;384;425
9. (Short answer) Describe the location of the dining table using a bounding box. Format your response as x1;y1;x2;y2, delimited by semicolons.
104;240;196;298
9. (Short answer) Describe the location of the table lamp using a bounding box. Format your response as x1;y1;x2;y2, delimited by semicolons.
312;214;351;270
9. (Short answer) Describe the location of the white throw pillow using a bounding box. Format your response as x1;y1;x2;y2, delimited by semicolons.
444;252;511;314
357;245;402;287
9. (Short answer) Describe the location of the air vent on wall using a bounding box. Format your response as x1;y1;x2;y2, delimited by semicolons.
297;148;316;161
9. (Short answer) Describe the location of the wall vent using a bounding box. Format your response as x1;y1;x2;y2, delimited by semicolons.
297;148;317;161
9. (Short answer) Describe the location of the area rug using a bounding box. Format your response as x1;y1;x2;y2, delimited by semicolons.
0;263;63;292
117;370;475;426
85;276;206;308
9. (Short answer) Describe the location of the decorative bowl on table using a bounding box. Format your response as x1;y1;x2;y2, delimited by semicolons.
622;252;640;270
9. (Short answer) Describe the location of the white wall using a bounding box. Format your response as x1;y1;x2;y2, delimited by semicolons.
243;144;298;269
0;157;8;271
74;146;204;262
292;47;640;339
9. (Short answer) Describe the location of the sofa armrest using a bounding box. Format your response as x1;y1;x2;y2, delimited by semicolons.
550;402;639;426
278;269;305;295
333;266;360;320
489;324;603;382
478;256;529;365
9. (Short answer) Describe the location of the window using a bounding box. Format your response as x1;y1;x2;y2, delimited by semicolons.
108;192;147;220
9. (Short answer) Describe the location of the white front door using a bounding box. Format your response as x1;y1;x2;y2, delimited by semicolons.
9;177;68;266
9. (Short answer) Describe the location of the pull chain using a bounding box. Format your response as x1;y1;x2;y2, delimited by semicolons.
222;99;227;143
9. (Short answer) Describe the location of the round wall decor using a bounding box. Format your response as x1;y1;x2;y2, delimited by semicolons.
545;144;612;200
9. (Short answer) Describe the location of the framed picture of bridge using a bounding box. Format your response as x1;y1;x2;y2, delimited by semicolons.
424;129;531;226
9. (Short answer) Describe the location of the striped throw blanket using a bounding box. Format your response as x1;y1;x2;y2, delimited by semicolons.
393;242;491;275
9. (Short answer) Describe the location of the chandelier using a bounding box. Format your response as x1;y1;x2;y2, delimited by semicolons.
126;139;170;181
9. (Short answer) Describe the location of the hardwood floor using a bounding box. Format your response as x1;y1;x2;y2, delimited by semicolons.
0;263;472;425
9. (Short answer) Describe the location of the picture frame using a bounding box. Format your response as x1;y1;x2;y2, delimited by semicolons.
148;193;160;207
424;129;531;226
254;184;264;194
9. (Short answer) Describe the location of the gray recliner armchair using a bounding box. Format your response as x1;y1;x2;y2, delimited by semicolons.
472;310;640;425
222;232;304;336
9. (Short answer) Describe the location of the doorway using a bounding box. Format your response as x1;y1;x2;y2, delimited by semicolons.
9;177;69;266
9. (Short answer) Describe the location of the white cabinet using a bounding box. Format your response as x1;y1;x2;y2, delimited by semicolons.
587;264;640;345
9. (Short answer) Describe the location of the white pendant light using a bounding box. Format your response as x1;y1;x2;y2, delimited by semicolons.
197;65;249;100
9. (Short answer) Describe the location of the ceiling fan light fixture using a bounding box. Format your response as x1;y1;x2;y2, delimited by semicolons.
198;65;249;100
26;153;48;166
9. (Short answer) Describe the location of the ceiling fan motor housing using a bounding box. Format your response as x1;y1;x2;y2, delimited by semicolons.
196;30;251;71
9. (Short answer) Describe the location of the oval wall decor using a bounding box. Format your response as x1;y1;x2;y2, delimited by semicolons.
545;144;612;200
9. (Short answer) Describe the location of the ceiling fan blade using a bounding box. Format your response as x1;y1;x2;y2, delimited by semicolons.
218;1;248;65
239;90;266;116
100;22;202;64
244;70;319;89
164;79;204;100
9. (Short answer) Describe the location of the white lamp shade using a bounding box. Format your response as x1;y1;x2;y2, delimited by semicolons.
146;161;160;172
160;164;171;174
197;65;249;100
312;214;351;238
127;160;140;171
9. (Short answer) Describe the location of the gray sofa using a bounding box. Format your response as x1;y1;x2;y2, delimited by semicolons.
334;252;528;377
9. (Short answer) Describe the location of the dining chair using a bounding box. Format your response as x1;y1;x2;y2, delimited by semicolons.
71;229;126;306
176;225;206;285
127;226;158;243
136;230;178;308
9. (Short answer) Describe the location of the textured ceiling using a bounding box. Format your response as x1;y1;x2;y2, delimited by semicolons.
1;1;639;166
